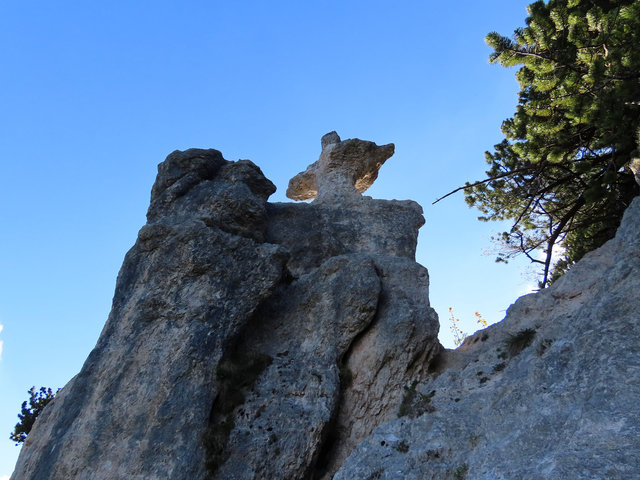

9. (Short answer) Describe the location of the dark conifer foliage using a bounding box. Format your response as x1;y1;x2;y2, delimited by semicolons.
10;387;58;445
464;0;640;287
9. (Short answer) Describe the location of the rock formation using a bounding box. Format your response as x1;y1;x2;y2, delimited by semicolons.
11;134;440;479
11;133;640;479
335;196;640;479
286;131;395;203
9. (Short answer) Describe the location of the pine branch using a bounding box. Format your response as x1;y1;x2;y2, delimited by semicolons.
432;165;538;204
500;46;640;81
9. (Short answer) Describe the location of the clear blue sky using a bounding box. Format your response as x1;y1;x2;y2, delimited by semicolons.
0;1;535;474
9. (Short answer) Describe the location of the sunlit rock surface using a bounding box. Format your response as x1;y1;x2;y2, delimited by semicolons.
286;131;394;203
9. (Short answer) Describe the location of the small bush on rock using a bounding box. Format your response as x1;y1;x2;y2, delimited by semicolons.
506;328;536;357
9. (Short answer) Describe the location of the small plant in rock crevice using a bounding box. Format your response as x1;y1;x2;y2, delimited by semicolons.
506;328;536;357
452;463;469;479
394;440;410;453
537;338;553;356
492;362;506;373
398;381;435;418
367;468;384;480
449;308;468;347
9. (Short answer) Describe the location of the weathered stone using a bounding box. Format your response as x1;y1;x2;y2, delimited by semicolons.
11;139;440;480
210;254;381;479
147;149;276;242
13;135;640;480
11;152;288;480
320;256;441;479
266;198;424;277
205;253;441;480
13;131;640;480
335;197;640;480
286;132;394;202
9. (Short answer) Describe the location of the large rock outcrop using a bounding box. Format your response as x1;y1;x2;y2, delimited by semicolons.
335;196;640;479
12;133;640;480
11;135;440;479
12;150;290;480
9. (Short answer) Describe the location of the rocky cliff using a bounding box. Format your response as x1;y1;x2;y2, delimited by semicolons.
335;198;640;479
11;133;441;480
11;134;640;479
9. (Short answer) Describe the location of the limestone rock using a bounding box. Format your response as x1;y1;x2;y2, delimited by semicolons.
210;254;381;479
286;132;395;202
321;256;441;478
208;253;439;480
266;198;424;277
12;135;640;480
12;150;288;480
12;140;440;480
147;149;276;242
335;197;640;480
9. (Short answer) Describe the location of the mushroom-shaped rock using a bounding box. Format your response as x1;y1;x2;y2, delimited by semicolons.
286;132;395;202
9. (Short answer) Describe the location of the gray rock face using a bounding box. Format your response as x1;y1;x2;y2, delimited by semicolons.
335;197;640;480
266;199;424;277
11;137;439;479
16;133;637;480
323;257;441;477
12;149;289;480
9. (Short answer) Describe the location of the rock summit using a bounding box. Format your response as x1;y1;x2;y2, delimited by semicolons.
286;131;394;202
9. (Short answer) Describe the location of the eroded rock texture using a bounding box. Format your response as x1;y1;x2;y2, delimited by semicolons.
12;136;440;480
335;197;640;480
12;149;289;480
286;131;395;202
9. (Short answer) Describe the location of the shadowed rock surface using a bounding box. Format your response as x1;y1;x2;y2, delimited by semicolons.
11;134;640;480
11;136;440;480
11;149;289;480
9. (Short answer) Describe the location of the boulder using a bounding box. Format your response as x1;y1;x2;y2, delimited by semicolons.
12;149;288;480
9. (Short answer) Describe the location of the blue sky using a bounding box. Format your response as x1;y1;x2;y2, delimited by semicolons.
0;1;535;474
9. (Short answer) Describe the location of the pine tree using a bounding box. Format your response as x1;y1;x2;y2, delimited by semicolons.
10;387;58;445
462;0;640;287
